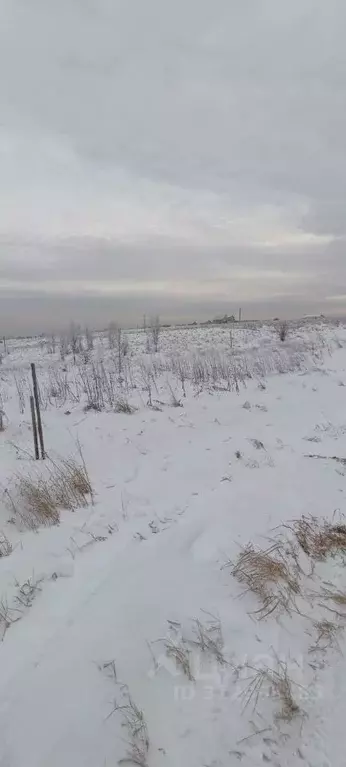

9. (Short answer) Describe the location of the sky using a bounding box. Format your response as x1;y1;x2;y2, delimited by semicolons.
1;0;346;333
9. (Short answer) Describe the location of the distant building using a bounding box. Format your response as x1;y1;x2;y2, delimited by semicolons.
212;314;236;325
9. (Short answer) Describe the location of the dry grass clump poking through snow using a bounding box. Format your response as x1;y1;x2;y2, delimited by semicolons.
289;515;346;560
191;612;226;665
310;619;344;654
320;585;346;609
241;660;302;723
6;455;93;529
0;599;21;639
113;696;150;767
113;395;136;414
11;475;60;527
0;532;12;557
230;541;300;619
54;456;93;506
165;635;195;681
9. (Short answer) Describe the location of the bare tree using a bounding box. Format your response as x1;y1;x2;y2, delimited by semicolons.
47;334;56;355
85;327;94;352
150;316;161;353
116;328;130;377
108;321;117;350
69;322;83;361
278;321;288;342
59;334;69;361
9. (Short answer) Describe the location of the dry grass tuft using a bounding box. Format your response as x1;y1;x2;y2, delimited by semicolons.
310;618;344;654
165;636;195;681
230;541;300;619
113;695;150;767
7;454;93;529
0;598;21;639
240;661;301;722
0;532;12;558
114;396;135;414
250;438;266;450
290;515;346;560
56;456;92;503
14;576;43;609
191;612;226;665
320;585;346;608
15;474;60;527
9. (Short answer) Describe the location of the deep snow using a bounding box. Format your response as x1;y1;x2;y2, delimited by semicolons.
1;320;346;766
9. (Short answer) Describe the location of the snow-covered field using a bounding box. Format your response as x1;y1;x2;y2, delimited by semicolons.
1;319;346;766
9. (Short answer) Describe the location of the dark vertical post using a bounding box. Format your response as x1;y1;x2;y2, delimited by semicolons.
31;363;45;459
30;395;40;460
238;308;242;322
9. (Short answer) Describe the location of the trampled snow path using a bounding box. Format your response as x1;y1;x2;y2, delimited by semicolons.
1;332;346;765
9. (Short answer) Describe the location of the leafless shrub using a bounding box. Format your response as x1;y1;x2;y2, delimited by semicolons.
114;396;135;414
171;355;188;397
278;322;288;342
47;334;57;354
139;360;154;407
0;409;5;432
166;381;182;408
68;322;84;361
81;347;91;366
0;532;12;557
59;334;69;361
289;515;346;560
150;315;161;353
108;325;129;377
83;401;102;413
85;327;94;351
13;373;26;414
108;321;117;349
240;660;301;722
121;332;129;358
191;612;225;665
79;362;105;411
191;356;208;390
145;323;151;354
230;541;300;619
79;360;120;411
47;367;81;407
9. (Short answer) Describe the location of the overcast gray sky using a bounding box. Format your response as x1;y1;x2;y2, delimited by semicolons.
1;0;345;333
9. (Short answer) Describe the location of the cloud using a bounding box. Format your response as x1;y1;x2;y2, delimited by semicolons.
0;0;346;332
